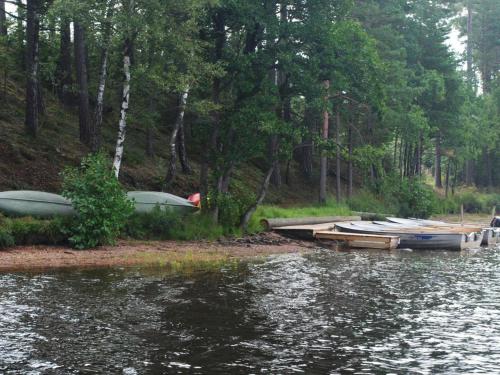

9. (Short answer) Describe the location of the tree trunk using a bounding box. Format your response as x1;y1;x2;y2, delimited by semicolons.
466;2;473;85
465;159;474;186
93;5;114;152
240;161;276;232
486;150;493;188
177;113;191;173
335;110;341;203
0;0;7;36
74;22;91;145
25;0;39;137
393;132;398;168
200;12;225;200
55;19;72;105
93;48;108;152
435;133;442;188
319;80;329;204
348;123;353;199
165;87;190;186
112;39;132;178
445;158;451;197
146;98;155;157
299;105;314;179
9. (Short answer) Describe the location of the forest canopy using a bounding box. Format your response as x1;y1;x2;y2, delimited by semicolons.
0;0;499;225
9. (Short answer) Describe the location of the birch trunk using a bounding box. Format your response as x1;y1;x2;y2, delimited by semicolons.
25;0;39;137
93;48;108;152
177;99;192;173
165;87;190;186
93;5;114;152
319;80;329;204
112;39;132;178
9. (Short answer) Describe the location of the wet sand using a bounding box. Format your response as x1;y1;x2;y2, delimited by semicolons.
0;235;313;272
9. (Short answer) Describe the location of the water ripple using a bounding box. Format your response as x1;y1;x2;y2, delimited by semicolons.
1;247;500;373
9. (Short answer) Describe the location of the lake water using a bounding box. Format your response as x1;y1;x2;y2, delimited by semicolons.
2;246;500;374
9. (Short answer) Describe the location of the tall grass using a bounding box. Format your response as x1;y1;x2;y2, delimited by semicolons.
246;198;352;232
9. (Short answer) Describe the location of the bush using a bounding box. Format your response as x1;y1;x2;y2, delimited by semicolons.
124;209;229;241
9;217;66;245
455;192;485;213
0;226;15;249
346;189;397;215
62;153;134;249
125;206;182;240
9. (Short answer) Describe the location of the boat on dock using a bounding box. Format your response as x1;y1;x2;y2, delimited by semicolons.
334;221;483;251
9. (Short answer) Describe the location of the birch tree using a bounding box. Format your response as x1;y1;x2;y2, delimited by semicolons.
165;87;190;187
112;38;132;178
113;0;135;178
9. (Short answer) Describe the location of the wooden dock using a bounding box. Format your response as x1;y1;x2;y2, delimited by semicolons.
315;231;400;250
273;222;338;240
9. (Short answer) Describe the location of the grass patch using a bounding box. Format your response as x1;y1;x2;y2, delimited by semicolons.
126;250;240;275
247;198;352;232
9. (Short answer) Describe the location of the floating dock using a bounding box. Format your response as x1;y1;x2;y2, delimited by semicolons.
315;231;400;250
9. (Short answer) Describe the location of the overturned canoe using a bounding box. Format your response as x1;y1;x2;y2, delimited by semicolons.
335;222;483;251
0;191;75;217
127;191;198;214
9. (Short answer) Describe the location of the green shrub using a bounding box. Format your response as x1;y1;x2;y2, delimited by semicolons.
9;217;66;245
125;206;182;240
346;189;397;215
62;153;134;249
456;192;485;213
125;209;229;241
0;226;15;249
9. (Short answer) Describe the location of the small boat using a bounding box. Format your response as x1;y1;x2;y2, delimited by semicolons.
0;190;75;217
127;191;198;214
335;222;483;251
387;217;448;226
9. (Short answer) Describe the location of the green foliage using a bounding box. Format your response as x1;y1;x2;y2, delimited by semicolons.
125;209;229;241
346;189;396;215
372;175;437;218
124;206;182;240
9;217;66;245
61;153;134;249
0;227;15;249
0;215;68;249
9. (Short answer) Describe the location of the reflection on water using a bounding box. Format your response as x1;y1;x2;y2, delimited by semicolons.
2;246;500;374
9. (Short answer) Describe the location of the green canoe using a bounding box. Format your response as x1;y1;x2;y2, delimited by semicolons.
0;191;75;217
127;191;198;214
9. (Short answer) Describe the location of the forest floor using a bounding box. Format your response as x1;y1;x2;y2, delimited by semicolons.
0;232;315;272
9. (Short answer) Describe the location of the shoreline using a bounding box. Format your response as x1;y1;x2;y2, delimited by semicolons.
0;234;313;272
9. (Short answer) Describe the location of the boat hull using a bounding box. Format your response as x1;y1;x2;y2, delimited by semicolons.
335;222;483;250
0;191;75;218
127;191;198;215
